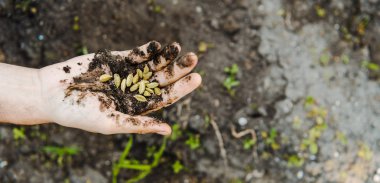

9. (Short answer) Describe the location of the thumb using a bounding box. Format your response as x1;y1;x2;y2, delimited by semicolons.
105;112;172;136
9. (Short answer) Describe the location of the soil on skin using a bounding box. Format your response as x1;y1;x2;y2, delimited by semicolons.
66;49;163;115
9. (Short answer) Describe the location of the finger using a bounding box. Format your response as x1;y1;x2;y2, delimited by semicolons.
151;52;198;87
143;73;202;114
148;42;181;71
112;41;161;64
106;112;172;135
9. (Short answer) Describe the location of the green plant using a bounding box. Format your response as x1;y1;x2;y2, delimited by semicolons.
315;5;326;18
320;53;330;66
185;133;200;150
304;96;315;107
223;64;240;96
336;131;348;145
113;136;167;183
13;127;26;140
243;138;256;150
264;128;280;150
287;155;304;167
170;124;182;141
204;114;211;128
341;54;350;64
73;16;80;31
361;60;379;71
357;142;373;160
198;41;214;53
172;160;184;174
43;146;80;166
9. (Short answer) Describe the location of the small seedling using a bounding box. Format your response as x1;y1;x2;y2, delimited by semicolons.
287;155;304;167
13;127;26;140
243;138;256;150
198;41;214;53
320;53;330;66
223;64;240;96
73;16;80;31
265;128;280;150
43;146;80;166
315;5;326;18
172;160;184;174
341;54;350;64
170;124;182;141
304;96;315;107
336;131;348;145
361;60;379;71
357;143;373;161
113;136;168;183
204;114;210;128
185;133;200;150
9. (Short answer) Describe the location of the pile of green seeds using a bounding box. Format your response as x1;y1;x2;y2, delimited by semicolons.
98;65;161;102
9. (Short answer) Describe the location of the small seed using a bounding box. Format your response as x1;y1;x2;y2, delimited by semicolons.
140;80;149;84
145;88;154;93
114;74;121;88
126;74;133;87
154;87;161;95
139;81;145;94
132;73;139;84
137;69;143;78
99;74;112;82
154;87;162;95
146;82;159;88
121;79;127;93
130;83;139;92
143;72;153;80
134;94;147;102
143;91;151;97
143;65;149;73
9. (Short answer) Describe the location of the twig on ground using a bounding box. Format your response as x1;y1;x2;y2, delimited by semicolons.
230;125;258;160
210;116;228;170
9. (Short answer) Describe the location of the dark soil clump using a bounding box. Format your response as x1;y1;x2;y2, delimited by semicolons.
63;65;71;73
67;50;163;115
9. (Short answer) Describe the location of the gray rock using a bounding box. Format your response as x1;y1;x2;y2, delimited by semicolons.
70;166;107;183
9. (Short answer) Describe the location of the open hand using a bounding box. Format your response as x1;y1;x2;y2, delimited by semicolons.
39;41;201;135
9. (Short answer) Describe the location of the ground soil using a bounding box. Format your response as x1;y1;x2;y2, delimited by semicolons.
0;0;379;183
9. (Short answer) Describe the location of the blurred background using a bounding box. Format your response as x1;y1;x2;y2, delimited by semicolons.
0;0;379;182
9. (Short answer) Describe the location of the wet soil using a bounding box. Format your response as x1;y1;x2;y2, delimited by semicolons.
66;49;163;115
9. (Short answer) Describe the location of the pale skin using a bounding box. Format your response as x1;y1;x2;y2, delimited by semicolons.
0;41;201;135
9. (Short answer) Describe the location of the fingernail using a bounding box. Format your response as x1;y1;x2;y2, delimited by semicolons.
157;130;170;136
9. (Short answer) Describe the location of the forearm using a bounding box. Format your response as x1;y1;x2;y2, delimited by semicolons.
0;63;49;125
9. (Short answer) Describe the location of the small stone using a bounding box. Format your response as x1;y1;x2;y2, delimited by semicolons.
195;6;202;13
296;171;304;179
374;174;380;182
257;106;267;116
238;117;248;126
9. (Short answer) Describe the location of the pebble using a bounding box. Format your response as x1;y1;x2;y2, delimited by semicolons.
195;6;202;13
238;117;248;126
37;34;44;41
374;174;380;182
296;170;304;179
0;160;8;168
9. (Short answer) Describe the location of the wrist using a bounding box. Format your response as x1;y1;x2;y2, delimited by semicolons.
0;63;50;125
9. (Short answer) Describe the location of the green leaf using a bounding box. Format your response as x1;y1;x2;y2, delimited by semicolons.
13;128;26;140
172;160;184;174
309;143;318;154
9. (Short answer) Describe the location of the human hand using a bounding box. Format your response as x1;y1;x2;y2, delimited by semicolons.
39;41;201;135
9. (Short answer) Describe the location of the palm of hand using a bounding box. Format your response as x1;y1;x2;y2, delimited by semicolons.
39;41;201;135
